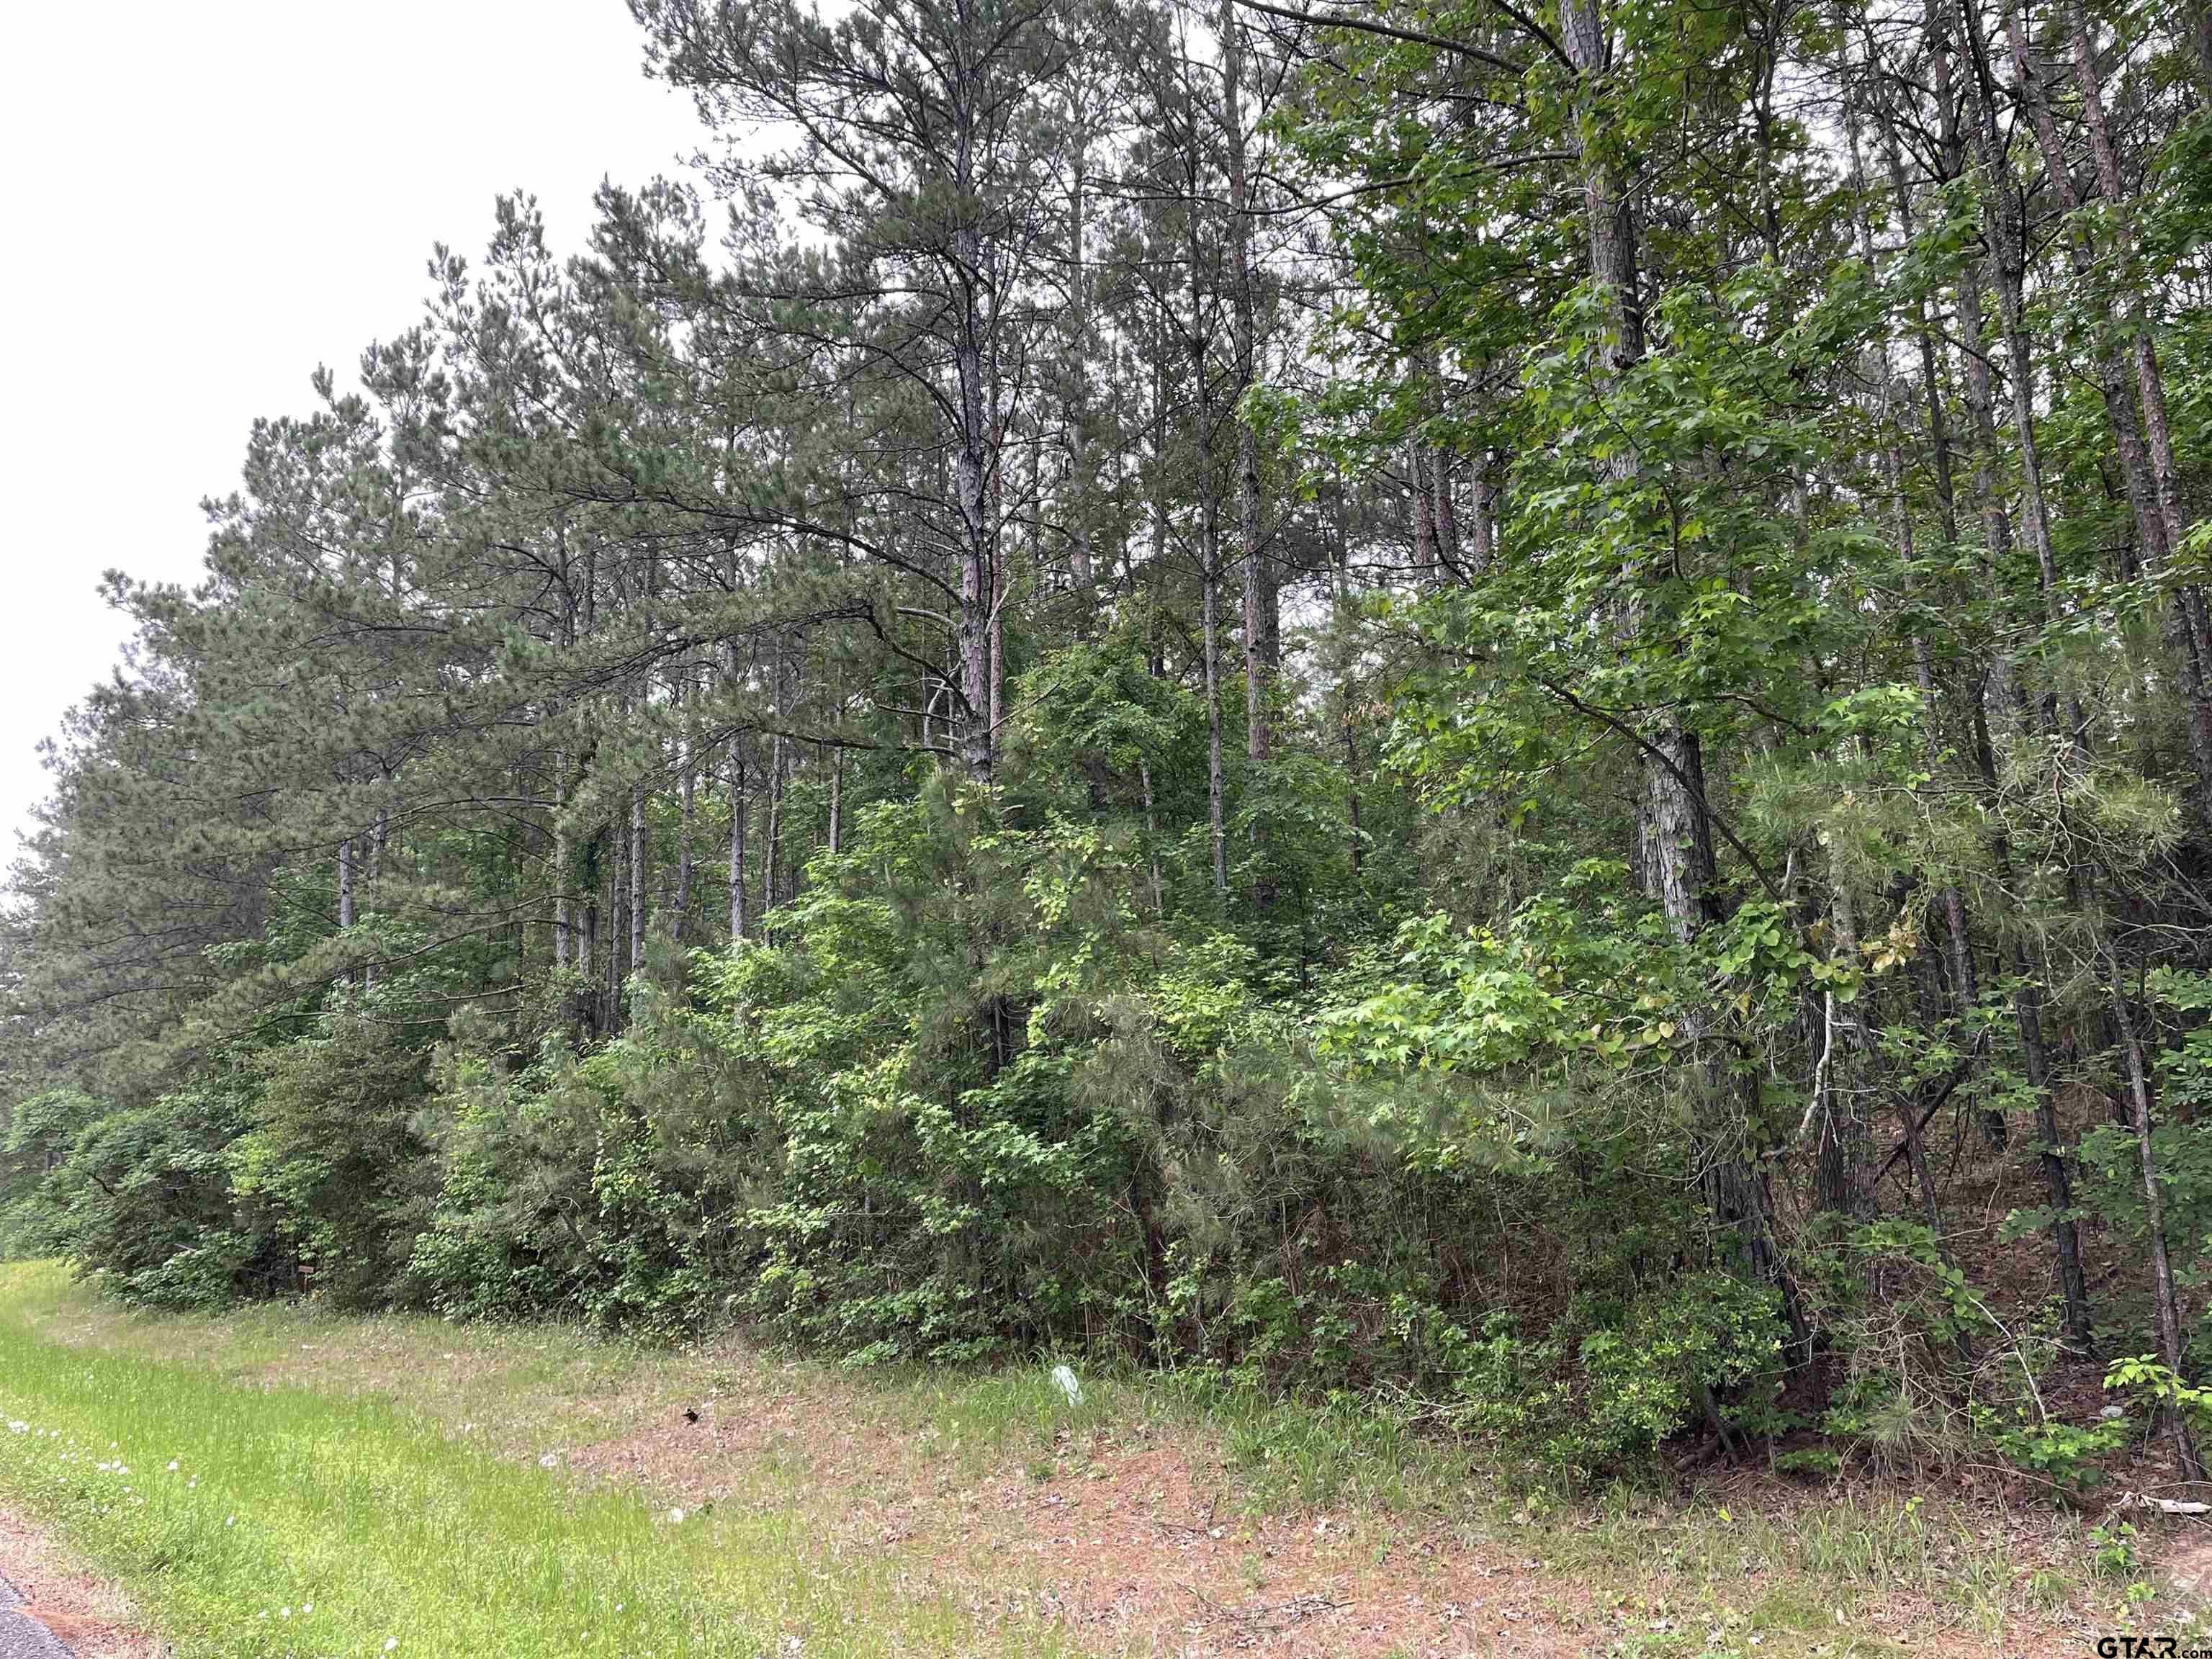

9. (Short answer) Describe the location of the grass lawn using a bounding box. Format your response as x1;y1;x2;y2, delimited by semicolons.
0;1256;2183;1658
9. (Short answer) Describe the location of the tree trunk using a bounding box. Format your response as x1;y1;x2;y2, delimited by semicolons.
1202;530;1228;901
1410;447;1439;572
552;754;571;974
1931;24;2024;727
629;781;647;984
1467;446;1496;575
1961;0;2083;740
675;728;695;945
361;810;387;994
609;826;627;1029
1184;145;1229;902
2063;0;2212;806
2109;958;2209;1480
336;835;356;989
1816;884;1873;1222
762;730;783;929
728;744;749;943
1855;115;2005;1146
1064;107;1096;614
2008;0;2212;801
953;288;994;783
1334;466;1364;880
1220;0;1270;775
582;832;601;1037
1563;0;1802;1358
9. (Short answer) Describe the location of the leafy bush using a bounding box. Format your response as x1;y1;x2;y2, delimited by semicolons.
1570;1274;1787;1474
1;1089;102;1258
22;1082;284;1308
235;1017;436;1308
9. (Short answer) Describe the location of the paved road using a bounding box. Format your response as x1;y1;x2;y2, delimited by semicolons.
0;1573;71;1659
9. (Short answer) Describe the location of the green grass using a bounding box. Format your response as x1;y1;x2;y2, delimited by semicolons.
0;1260;1077;1658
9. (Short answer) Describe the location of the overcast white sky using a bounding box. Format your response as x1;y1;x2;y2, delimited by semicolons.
0;1;706;855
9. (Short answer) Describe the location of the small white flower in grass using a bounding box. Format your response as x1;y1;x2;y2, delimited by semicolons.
225;1515;236;1527
539;1452;559;1469
302;1602;313;1614
6;1421;25;1434
166;1460;179;1471
279;1606;291;1619
669;1506;685;1524
385;1642;398;1653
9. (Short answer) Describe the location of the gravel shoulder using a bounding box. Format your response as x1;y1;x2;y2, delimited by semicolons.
0;1569;71;1659
0;1511;158;1659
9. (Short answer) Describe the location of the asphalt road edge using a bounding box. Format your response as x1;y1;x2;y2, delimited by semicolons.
0;1570;72;1658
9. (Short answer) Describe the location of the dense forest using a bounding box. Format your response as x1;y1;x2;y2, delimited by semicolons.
6;0;2212;1494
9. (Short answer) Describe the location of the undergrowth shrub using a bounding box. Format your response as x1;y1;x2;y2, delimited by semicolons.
235;1015;435;1308
24;1080;283;1308
15;763;2144;1497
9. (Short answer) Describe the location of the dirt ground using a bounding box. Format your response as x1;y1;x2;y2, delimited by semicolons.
564;1362;2118;1657
0;1510;162;1658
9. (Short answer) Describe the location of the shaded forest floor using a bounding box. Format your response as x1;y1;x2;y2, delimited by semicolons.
0;1265;2200;1655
